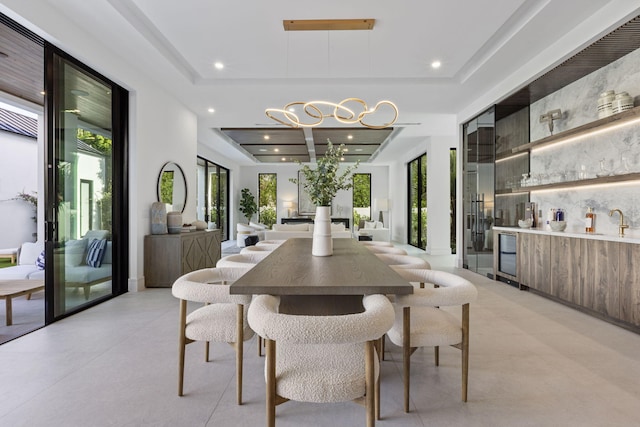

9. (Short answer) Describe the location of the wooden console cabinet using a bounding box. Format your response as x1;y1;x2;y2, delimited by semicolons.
144;230;221;287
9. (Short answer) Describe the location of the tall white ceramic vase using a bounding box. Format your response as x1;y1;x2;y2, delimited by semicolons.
312;206;333;256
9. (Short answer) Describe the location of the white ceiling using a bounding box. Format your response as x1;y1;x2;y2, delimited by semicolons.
24;0;622;164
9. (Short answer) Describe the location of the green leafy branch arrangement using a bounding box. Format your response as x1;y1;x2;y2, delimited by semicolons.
290;140;359;206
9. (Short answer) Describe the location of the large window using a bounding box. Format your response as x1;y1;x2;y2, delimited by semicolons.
408;154;427;249
196;157;229;240
258;173;277;228
450;148;457;254
352;173;371;228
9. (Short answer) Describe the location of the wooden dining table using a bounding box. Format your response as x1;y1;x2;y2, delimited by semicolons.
230;238;413;315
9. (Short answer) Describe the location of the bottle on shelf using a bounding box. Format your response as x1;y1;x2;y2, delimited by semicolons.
585;207;596;233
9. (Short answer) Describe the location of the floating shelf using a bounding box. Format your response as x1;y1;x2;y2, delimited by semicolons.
512;105;640;154
496;172;640;194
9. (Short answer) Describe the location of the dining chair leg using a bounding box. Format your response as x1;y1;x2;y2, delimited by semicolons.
258;336;263;357
205;342;210;362
434;346;439;366
365;340;375;427
380;335;386;361
266;339;276;427
403;306;411;413
178;299;187;396
461;303;470;402
236;304;244;405
375;359;381;421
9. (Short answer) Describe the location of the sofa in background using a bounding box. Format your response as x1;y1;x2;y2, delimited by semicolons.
354;220;390;242
263;223;351;240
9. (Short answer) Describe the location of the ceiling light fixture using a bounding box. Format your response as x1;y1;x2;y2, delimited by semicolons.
264;135;270;140
208;108;215;113
283;19;375;31
266;98;398;129
214;62;224;70
431;60;441;69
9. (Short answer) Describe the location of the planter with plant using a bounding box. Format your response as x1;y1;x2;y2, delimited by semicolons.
238;188;257;224
290;140;358;256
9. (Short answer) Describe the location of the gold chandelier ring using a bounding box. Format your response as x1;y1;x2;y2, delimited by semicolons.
358;100;398;129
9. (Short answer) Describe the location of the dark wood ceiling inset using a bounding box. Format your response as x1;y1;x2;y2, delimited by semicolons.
220;128;309;162
0;15;44;106
312;127;393;162
498;15;640;114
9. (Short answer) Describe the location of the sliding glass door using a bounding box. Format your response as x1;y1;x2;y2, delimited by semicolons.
45;46;128;321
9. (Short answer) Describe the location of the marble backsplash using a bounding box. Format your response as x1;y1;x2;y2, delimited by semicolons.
531;46;640;141
528;42;640;238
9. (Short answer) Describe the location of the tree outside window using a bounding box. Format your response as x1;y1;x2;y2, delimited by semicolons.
352;173;371;228
258;173;277;228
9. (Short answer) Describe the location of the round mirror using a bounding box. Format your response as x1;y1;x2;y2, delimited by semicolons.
157;162;187;213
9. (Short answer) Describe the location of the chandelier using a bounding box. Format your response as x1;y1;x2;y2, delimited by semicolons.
265;98;398;129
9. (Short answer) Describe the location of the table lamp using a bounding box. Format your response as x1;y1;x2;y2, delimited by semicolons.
283;201;293;217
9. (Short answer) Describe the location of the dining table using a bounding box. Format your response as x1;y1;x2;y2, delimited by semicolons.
230;238;413;315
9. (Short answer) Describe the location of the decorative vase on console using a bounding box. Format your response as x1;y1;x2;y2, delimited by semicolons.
290;140;359;256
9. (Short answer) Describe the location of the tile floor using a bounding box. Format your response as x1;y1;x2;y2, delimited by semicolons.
1;243;639;426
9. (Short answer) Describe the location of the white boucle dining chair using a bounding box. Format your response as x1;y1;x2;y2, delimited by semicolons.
171;267;254;404
364;245;408;255
387;269;478;412
256;239;285;247
240;245;274;260
216;253;263;268
374;254;431;272
358;241;394;247
248;294;395;427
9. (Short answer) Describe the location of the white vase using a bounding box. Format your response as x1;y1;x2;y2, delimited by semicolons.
312;206;333;256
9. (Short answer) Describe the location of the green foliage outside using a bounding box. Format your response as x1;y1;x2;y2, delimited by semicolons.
159;171;174;204
239;188;257;223
290;140;358;206
352;173;371;228
259;174;277;228
77;128;113;233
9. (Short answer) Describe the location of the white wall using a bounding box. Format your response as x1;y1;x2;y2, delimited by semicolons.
0;131;38;248
427;136;457;255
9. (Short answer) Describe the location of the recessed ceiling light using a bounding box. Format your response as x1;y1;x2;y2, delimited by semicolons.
259;148;267;152
431;60;441;69
340;157;345;161
40;91;45;96
347;135;353;140
274;148;279;152
264;135;270;140
343;148;349;152
214;62;224;70
208;108;215;113
355;148;363;152
281;157;286;161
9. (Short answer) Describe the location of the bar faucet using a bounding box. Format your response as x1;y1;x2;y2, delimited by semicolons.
609;209;629;237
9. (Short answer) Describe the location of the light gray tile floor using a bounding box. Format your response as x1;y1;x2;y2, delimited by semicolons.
1;244;639;426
